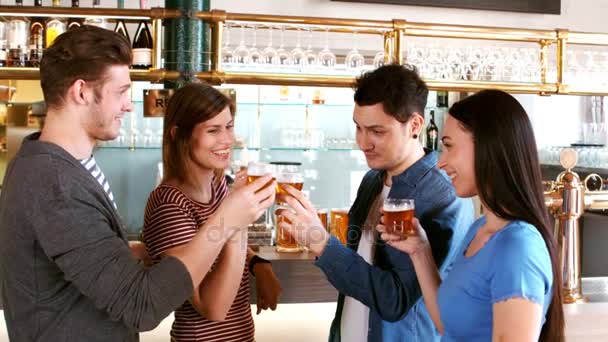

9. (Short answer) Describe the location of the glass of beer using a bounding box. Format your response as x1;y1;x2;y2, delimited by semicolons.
274;206;303;253
330;208;349;244
383;198;415;236
247;162;276;191
317;208;328;230
274;162;304;205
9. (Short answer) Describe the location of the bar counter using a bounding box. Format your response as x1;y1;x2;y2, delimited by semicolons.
250;246;337;304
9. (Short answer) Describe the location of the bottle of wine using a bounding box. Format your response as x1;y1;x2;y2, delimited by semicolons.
114;0;130;42
426;110;439;151
28;0;45;67
132;0;153;70
84;0;107;29
67;0;84;30
45;0;66;48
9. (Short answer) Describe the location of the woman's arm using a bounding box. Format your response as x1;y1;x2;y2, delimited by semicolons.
164;174;276;290
409;243;444;334
188;229;248;321
492;298;542;342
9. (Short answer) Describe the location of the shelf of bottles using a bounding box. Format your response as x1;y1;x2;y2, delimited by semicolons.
0;0;160;78
2;5;608;94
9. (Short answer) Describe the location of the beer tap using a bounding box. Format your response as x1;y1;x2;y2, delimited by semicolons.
544;148;608;304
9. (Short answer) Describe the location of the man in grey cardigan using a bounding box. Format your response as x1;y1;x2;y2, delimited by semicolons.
0;26;275;341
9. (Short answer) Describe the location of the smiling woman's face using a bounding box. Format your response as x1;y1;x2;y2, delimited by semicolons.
437;114;477;198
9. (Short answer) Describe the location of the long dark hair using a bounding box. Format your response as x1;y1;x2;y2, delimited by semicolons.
163;82;235;184
449;90;564;342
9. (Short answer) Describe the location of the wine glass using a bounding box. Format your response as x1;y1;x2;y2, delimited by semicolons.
249;24;261;65
261;26;278;66
221;23;234;65
345;32;365;71
290;27;307;69
318;27;336;69
373;50;394;69
305;27;318;68
232;24;250;65
276;25;290;66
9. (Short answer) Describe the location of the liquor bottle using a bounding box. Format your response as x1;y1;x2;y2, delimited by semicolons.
132;0;153;70
426;110;439;151
45;0;67;48
114;0;130;42
0;19;7;67
437;91;448;108
84;0;107;29
67;0;84;30
28;0;45;67
7;0;29;67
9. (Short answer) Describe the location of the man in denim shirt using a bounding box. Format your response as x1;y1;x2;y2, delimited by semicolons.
278;65;474;342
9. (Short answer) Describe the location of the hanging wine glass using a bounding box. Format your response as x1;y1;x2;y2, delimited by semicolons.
261;25;278;66
305;27;318;69
317;27;336;68
290;27;307;69
249;24;261;65
232;24;250;65
222;23;234;65
276;25;290;66
345;31;365;71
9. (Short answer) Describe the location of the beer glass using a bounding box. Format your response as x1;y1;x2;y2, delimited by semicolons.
330;208;349;244
274;205;303;253
383;198;415;236
317;208;328;230
247;162;276;190
273;162;303;205
247;162;276;228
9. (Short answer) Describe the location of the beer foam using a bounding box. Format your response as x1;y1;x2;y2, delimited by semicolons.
247;162;275;176
383;202;414;212
277;172;303;183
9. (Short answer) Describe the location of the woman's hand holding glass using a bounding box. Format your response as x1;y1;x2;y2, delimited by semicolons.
216;174;276;233
276;184;330;255
377;216;430;257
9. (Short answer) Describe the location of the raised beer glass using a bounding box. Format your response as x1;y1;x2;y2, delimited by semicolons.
273;162;303;205
247;162;276;228
383;198;415;236
274;206;303;252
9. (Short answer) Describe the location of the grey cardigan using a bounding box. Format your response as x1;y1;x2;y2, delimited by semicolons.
0;133;192;342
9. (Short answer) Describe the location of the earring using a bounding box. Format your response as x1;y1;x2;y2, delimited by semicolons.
413;134;418;139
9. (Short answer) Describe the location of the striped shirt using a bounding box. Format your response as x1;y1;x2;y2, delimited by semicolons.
80;156;117;209
143;179;254;342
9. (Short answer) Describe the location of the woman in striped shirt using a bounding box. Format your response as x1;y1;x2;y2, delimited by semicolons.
143;83;282;342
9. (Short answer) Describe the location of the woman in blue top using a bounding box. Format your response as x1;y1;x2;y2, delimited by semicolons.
378;90;565;341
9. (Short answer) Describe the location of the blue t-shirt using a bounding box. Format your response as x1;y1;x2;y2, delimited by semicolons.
437;216;553;341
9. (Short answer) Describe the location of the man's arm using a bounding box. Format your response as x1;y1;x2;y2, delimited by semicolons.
315;236;421;322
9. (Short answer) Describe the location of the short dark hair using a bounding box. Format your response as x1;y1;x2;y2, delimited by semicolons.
353;64;428;122
163;82;235;184
40;25;132;109
449;90;564;342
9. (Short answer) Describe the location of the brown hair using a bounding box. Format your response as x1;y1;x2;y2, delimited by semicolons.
163;82;235;184
354;64;428;122
449;90;565;342
40;25;132;109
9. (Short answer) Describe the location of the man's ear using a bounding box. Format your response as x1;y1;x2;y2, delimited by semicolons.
66;79;90;106
409;112;425;138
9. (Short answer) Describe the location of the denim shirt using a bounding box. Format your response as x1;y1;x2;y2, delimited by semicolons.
315;150;474;342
